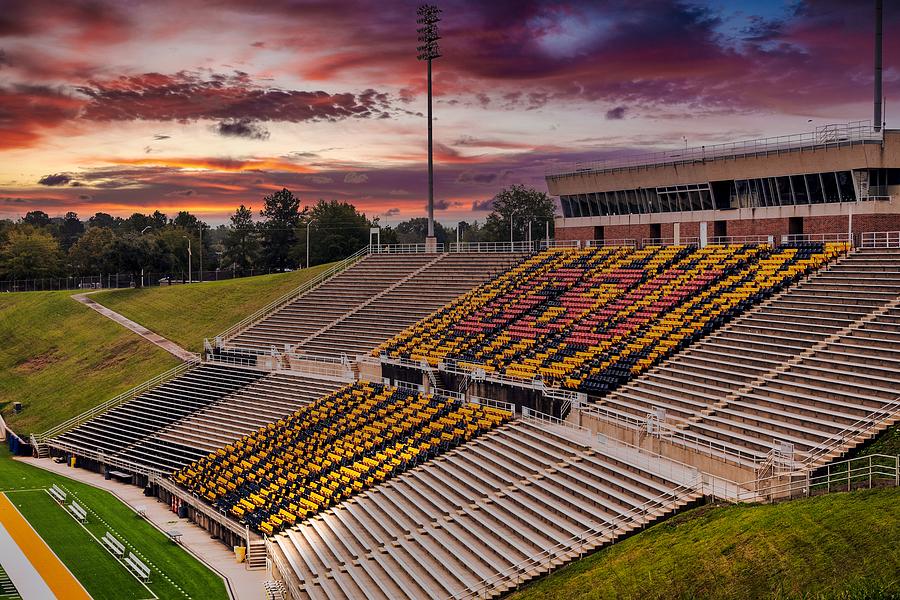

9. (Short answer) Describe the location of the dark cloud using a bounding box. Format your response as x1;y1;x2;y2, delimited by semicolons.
215;118;270;140
471;198;494;211
383;207;400;216
456;171;498;185
75;71;396;124
433;198;464;211
605;106;627;120
152;134;171;140
165;189;195;197
38;173;73;186
343;172;369;184
78;194;92;200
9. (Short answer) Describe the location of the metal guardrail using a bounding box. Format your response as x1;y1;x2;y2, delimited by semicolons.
708;235;774;245
642;237;700;247
470;396;516;414
155;476;249;539
547;120;879;177
35;360;199;443
800;396;900;468
860;231;900;248
448;241;534;253
585;239;637;248
780;233;852;244
740;454;900;502
371;243;444;253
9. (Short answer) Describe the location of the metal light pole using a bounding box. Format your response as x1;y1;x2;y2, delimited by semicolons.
417;4;442;249
306;218;316;270
183;236;192;283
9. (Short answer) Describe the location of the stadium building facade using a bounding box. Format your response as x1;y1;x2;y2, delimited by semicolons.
547;122;900;244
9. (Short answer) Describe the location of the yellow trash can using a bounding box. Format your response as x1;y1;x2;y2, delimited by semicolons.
234;546;246;563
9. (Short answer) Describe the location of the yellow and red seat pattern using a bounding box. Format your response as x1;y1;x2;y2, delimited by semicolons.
375;243;847;394
173;382;509;535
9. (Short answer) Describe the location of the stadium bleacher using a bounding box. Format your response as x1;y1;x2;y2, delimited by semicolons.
228;252;525;358
173;382;511;536
267;418;702;599
376;243;848;394
39;240;900;600
586;246;900;466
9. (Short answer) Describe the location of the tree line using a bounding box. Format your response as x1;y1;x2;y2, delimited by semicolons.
0;185;556;282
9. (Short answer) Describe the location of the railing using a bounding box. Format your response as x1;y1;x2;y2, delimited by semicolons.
578;405;764;468
547;120;879;177
641;237;700;247
45;438;167;477
448;241;534;253
740;454;900;502
283;351;355;381
800;396;900;469
450;476;702;599
371;243;444;254
860;231;900;248
34;360;199;443
707;235;774;245
470;396;516;414
780;233;852;244
585;239;637;248
538;240;581;249
155;476;248;539
213;245;370;343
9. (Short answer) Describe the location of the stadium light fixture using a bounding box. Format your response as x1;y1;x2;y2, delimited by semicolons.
416;4;442;244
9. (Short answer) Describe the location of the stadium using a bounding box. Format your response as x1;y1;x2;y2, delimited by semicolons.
1;1;900;600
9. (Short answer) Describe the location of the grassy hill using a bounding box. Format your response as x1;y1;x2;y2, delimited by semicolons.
0;291;179;434
509;487;900;600
0;446;228;600
91;264;334;353
0;266;333;434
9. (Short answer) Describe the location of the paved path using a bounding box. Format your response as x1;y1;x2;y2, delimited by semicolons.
16;457;267;600
72;292;199;362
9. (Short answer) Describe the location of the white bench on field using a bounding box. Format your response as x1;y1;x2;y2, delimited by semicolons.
48;485;66;503
101;532;126;558
124;552;151;583
68;501;87;523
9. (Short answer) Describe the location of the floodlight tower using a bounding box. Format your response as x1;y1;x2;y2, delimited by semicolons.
417;4;441;250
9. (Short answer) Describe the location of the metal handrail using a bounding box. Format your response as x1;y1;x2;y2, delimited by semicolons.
860;231;900;248
212;245;371;344
547;120;879;177
35;359;199;442
642;237;700;247
371;243;444;254
448;241;534;253
585;239;637;248
740;454;900;502
801;396;900;468
707;235;773;245
780;233;852;244
449;476;703;599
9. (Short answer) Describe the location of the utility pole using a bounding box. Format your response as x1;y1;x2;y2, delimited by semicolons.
183;236;192;283
874;0;883;131
417;4;442;251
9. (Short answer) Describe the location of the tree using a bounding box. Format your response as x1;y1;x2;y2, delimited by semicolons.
22;211;51;228
68;226;116;275
59;211;84;250
259;188;303;271
293;200;370;267
88;212;119;229
124;212;155;233
482;184;557;242
0;226;62;279
385;217;456;245
222;205;259;274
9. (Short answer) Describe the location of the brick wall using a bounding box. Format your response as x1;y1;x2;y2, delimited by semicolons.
555;226;595;241
603;224;656;242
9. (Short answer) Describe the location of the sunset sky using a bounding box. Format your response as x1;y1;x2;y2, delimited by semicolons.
0;0;896;225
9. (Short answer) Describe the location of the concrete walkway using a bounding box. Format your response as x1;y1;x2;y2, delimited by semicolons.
72;292;199;362
16;457;267;600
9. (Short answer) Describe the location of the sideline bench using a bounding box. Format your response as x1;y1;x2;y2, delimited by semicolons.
124;552;151;583
166;530;183;544
101;531;126;558
48;485;66;503
68;501;87;523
